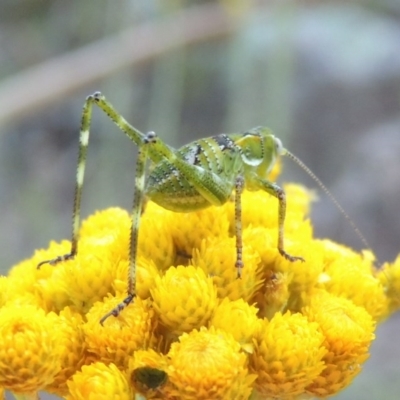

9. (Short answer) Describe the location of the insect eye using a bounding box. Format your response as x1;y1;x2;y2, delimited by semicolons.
144;131;157;144
273;137;284;155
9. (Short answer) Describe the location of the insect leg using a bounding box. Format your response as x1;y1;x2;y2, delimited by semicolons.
38;92;96;268
100;132;154;324
234;176;245;278
37;92;159;269
90;92;146;147
256;178;304;263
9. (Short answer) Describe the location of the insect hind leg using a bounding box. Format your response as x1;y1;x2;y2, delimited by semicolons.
36;93;156;325
37;93;96;269
100;132;155;324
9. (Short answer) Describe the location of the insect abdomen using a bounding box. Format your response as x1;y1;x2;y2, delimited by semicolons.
146;135;239;212
146;164;212;212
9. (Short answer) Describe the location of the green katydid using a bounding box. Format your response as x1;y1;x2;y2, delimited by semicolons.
38;92;371;324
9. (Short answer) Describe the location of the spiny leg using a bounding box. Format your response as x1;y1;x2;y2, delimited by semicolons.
99;134;154;324
37;91;151;270
234;175;245;278
256;178;304;263
91;92;168;164
38;92;95;268
36;91;159;323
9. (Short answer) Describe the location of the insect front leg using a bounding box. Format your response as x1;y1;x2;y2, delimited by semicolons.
256;178;304;263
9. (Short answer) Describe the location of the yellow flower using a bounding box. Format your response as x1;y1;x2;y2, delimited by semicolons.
303;290;375;397
8;240;72;312
6;178;396;399
66;362;132;400
377;255;400;317
0;304;62;394
151;265;217;335
273;237;325;311
113;256;160;300
167;202;230;259
78;207;130;259
224;183;313;236
242;223;323;313
209;298;260;353
164;326;256;400
138;201;176;271
250;312;326;399
319;240;388;320
193;236;263;301
45;307;86;396
54;245;118;315
84;296;156;370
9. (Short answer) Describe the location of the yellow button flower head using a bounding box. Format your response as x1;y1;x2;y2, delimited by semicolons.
66;362;132;400
84;296;156;370
55;246;119;315
250;312;326;399
167;202;230;258
243;221;312;270
113;256;160;300
319;240;388;320
377;254;400;317
151;265;217;335
45;307;86;397
303;290;375;397
276;234;321;279
8;240;72;312
78;207;130;259
225;183;312;235
225;190;279;232
164;326;256;400
244;223;320;313
193;236;263;301
209;298;260;353
138;201;176;271
0;304;62;394
273;238;325;311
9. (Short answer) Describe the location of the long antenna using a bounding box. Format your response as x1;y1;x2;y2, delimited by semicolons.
283;149;372;252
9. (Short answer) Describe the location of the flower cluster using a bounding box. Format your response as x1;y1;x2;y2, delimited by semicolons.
1;175;399;399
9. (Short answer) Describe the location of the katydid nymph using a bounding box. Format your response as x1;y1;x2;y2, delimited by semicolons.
38;92;370;324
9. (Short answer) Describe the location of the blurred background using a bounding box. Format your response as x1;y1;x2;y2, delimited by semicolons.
0;0;399;399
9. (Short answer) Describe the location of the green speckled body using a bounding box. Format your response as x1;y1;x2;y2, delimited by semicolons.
146;127;281;212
